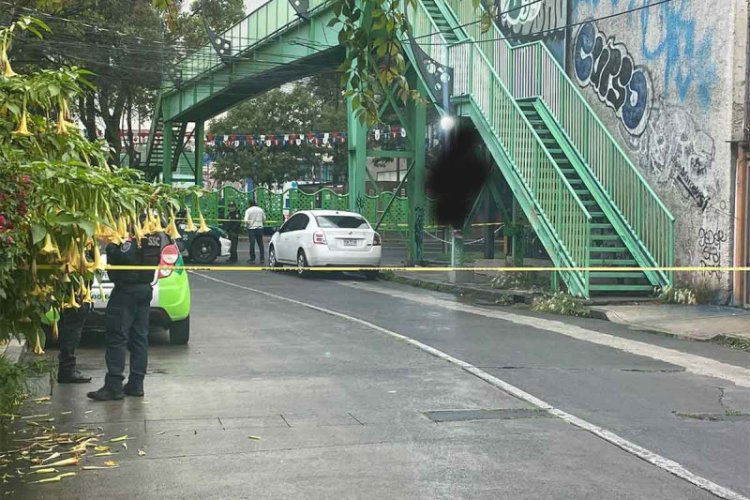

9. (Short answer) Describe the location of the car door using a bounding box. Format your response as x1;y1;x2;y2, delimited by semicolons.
275;217;294;263
283;214;309;261
277;214;305;262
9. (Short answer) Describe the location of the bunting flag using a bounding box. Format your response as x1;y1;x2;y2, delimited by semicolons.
114;127;414;148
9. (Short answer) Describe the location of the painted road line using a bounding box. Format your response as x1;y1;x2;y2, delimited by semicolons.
193;272;748;500
339;281;750;389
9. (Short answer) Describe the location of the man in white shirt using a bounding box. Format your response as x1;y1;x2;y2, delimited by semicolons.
244;200;266;264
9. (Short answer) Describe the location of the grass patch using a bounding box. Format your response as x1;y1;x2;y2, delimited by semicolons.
531;292;590;317
711;335;750;352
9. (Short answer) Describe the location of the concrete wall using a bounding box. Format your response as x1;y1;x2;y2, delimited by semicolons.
567;0;742;296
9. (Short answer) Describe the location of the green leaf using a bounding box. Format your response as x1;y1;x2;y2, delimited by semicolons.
5;103;20;116
77;220;95;236
31;224;47;245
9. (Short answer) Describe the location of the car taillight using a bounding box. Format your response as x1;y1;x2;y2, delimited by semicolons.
159;244;180;279
373;233;381;246
313;230;327;245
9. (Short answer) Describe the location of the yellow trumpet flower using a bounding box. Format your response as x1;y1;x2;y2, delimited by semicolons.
117;216;129;240
1;48;17;78
153;211;165;233
184;209;197;232
32;335;45;355
81;282;93;304
88;242;104;272
55;117;69;135
197;211;210;233
132;214;145;241
62;287;80;310
165;211;182;240
50;321;59;341
12;111;32;136
40;234;61;257
141;211;154;234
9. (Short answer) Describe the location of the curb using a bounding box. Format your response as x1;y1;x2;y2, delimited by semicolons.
588;306;750;349
383;272;537;305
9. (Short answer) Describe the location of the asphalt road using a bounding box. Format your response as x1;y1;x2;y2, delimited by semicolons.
7;268;750;500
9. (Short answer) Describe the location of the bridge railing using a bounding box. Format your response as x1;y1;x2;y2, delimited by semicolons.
441;0;674;283
168;0;331;87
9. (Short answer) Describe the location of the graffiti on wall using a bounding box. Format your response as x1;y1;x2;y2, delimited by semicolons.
697;227;727;279
575;0;717;108
490;0;568;64
638;0;717;108
573;21;651;135
625;100;717;212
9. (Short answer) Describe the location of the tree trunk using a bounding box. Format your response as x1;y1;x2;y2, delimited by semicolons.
78;93;98;142
126;94;135;167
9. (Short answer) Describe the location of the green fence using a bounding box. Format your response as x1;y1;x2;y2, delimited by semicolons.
189;186;438;232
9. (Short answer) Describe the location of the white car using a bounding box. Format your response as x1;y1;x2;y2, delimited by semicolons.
268;210;382;278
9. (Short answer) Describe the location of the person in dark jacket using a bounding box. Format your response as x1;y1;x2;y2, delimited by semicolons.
223;202;241;263
56;304;92;384
87;229;162;401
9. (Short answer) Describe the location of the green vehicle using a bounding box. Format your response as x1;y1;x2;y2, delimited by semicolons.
45;234;192;345
92;233;191;344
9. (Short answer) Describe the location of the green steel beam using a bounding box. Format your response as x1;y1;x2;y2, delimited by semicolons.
347;95;367;213
195;121;204;187
406;78;427;266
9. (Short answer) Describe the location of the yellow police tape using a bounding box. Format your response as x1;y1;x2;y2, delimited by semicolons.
36;264;750;272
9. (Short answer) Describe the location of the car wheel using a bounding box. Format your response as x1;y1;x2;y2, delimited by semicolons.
169;316;190;345
190;236;220;264
297;250;309;278
269;246;281;269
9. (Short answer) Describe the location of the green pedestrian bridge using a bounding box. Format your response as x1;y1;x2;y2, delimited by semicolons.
143;0;675;298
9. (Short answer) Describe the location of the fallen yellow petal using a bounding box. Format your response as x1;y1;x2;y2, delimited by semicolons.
28;468;58;475
137;449;146;456
32;457;78;468
93;445;110;452
109;435;129;443
247;435;262;440
93;452;117;457
28;472;76;484
41;452;60;464
82;465;120;470
103;460;118;467
32;397;51;403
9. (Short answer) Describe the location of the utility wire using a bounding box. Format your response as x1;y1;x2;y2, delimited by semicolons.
415;0;675;45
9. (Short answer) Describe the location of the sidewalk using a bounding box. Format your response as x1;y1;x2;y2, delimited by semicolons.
386;269;750;345
589;304;750;343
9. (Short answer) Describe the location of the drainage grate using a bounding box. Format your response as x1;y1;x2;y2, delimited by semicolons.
423;408;551;423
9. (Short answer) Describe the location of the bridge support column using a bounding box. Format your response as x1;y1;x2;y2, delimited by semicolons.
406;88;426;266
162;122;173;185
347;97;367;213
194;121;204;187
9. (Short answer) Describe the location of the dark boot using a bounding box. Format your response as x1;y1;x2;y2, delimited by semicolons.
86;386;124;401
123;378;144;397
57;370;92;384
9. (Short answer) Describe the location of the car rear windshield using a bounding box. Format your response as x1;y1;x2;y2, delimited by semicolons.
315;215;369;229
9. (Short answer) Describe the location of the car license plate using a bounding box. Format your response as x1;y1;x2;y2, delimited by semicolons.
343;239;357;247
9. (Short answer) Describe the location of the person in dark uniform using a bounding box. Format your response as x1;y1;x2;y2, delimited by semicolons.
56;305;92;383
87;229;162;401
223;202;241;263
